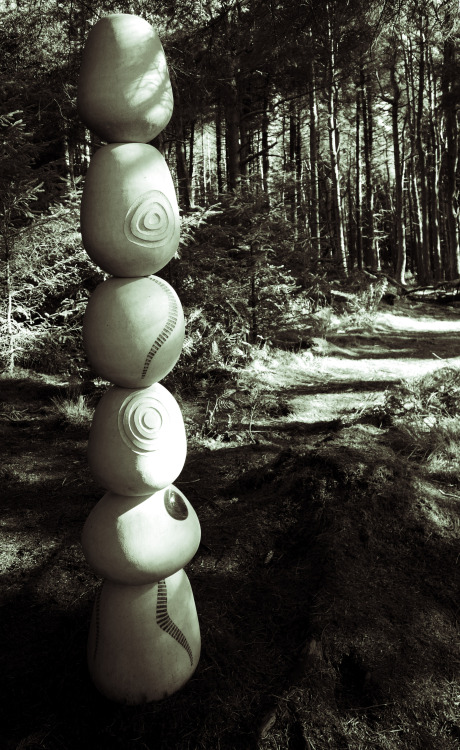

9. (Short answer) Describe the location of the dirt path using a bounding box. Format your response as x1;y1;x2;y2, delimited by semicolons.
241;299;460;429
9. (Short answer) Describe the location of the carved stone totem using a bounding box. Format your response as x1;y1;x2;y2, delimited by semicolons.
77;13;201;704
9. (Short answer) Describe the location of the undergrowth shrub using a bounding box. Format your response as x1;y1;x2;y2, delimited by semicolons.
189;380;292;443
376;367;460;481
169;192;333;374
384;367;460;420
180;306;250;377
0;193;104;375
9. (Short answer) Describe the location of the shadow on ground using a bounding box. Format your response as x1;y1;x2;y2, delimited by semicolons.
2;424;459;750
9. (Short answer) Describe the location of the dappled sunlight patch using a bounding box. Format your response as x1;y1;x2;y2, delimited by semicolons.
0;530;60;575
287;391;383;426
373;309;460;333
242;344;459;396
314;355;460;381
241;348;320;390
414;478;460;533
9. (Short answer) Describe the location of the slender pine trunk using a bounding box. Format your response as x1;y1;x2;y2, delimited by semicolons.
390;63;406;285
261;86;270;200
4;234;15;373
427;47;442;280
416;26;430;283
361;65;378;271
308;48;321;259
403;36;424;280
327;10;347;274
355;85;363;270
441;36;460;279
224;75;241;193
215;102;224;194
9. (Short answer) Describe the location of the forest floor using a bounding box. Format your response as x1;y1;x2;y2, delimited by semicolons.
1;297;460;750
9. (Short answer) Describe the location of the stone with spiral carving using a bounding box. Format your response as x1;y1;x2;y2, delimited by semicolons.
124;190;176;250
88;382;187;496
80;143;180;277
118;389;170;454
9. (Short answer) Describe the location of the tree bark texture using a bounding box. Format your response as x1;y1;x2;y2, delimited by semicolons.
327;10;347;274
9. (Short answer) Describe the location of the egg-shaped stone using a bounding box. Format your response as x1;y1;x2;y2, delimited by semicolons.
77;14;173;143
81;486;201;585
82;275;184;388
88;383;186;496
88;570;200;703
81;144;180;278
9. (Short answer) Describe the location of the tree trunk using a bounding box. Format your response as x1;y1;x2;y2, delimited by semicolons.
441;35;460;279
248;240;260;344
215;102;224;194
200;125;207;203
327;11;347;274
261;84;270;200
188;120;195;180
415;25;430;283
188;119;195;205
295;110;303;235
361;65;378;271
175;134;192;211
288;101;297;226
238;78;250;191
402;35;424;281
389;63;406;285
427;46;442;280
64;136;75;188
224;76;241;193
171;75;192;210
308;48;321;259
4;235;15;373
348;172;357;270
355;85;363;270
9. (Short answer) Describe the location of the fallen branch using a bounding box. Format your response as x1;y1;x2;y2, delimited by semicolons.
362;268;407;292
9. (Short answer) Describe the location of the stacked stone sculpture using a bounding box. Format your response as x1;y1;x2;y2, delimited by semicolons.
77;13;201;704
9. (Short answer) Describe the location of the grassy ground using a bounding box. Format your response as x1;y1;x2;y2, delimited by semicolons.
1;299;460;750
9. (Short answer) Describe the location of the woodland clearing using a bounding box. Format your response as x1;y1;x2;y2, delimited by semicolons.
1;297;459;750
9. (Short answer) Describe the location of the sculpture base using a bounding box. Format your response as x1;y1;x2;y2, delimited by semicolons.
87;569;200;704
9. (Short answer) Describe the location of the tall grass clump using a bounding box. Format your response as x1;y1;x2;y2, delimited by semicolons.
50;392;93;430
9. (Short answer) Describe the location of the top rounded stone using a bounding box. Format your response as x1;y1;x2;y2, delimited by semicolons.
77;14;174;143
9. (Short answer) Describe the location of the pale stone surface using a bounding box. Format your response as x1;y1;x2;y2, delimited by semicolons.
82;275;185;388
88;382;187;496
87;571;201;703
80;143;180;277
81;486;201;585
77;14;173;143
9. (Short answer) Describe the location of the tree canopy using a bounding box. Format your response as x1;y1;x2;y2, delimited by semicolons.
1;0;459;293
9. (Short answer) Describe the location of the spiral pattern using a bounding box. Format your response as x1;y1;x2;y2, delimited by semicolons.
123;190;176;249
117;390;171;454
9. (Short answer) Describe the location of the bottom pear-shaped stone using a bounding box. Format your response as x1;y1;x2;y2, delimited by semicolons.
88;569;200;704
